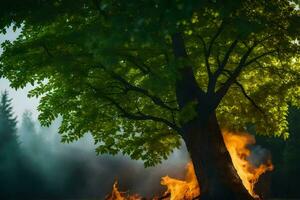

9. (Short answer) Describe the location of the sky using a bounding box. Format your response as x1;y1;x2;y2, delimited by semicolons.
0;26;40;122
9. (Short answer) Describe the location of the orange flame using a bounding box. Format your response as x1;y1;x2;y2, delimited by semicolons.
222;131;274;198
160;162;200;200
160;131;273;199
105;181;142;200
106;131;273;200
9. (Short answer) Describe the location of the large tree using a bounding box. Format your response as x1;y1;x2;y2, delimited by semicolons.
1;1;300;199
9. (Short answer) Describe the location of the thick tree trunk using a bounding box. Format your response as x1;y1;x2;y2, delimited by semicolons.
171;32;255;199
182;112;255;200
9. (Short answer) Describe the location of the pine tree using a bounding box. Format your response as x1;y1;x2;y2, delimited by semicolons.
0;90;19;161
0;90;20;196
19;111;39;152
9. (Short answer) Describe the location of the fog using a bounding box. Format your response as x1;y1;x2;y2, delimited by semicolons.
15;112;189;199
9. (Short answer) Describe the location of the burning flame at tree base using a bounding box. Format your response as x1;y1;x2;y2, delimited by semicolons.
105;181;143;200
105;131;273;200
160;162;200;200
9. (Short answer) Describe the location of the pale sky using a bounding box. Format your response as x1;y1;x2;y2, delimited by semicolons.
0;27;39;122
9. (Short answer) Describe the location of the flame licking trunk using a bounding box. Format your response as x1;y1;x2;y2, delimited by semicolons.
106;131;273;200
222;131;273;198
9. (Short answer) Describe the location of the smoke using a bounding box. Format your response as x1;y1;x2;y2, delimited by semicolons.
13;112;274;199
247;145;272;168
16;115;189;199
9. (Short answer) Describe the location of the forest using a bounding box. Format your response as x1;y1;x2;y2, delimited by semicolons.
0;91;199;200
0;1;300;199
0;92;300;199
0;90;189;199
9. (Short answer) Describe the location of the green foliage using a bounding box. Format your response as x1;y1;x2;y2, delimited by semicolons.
0;91;20;188
0;0;300;166
254;107;300;197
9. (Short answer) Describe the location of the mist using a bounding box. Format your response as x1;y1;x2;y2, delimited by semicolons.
16;111;190;199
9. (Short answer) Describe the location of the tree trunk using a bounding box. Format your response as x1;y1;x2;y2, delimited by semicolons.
171;32;255;199
182;112;255;200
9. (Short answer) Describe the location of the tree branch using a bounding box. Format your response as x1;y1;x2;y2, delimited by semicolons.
220;70;265;115
234;81;265;114
199;21;224;78
207;39;239;94
214;39;239;78
108;70;179;112
244;49;277;67
196;34;212;77
172;33;206;108
207;21;224;59
86;83;182;133
123;54;151;74
95;63;179;112
214;42;258;106
205;21;225;91
254;62;300;80
102;95;183;134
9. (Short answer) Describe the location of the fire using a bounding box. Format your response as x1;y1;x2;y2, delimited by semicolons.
161;132;273;199
105;180;142;200
160;162;200;200
222;131;274;198
106;131;273;200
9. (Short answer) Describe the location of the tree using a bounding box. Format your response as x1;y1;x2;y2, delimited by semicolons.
0;90;20;197
254;107;300;198
0;1;300;199
19;110;41;153
0;90;19;162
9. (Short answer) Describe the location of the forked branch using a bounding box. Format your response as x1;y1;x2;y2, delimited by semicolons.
98;63;179;112
87;83;183;134
234;81;265;114
214;42;258;106
102;95;183;134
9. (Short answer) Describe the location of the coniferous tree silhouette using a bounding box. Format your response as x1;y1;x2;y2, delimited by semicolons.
0;90;19;155
19;111;40;155
0;90;20;197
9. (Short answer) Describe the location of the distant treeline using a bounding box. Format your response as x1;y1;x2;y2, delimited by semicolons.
0;91;188;199
0;90;103;199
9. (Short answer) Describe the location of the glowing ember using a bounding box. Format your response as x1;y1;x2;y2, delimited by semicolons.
106;131;273;200
161;162;200;200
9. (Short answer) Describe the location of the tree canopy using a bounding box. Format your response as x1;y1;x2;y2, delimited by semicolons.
0;0;300;166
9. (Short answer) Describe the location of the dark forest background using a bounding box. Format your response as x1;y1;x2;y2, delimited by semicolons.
0;90;299;199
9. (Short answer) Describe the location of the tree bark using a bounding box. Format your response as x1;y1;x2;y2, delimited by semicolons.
181;112;255;200
171;32;255;200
